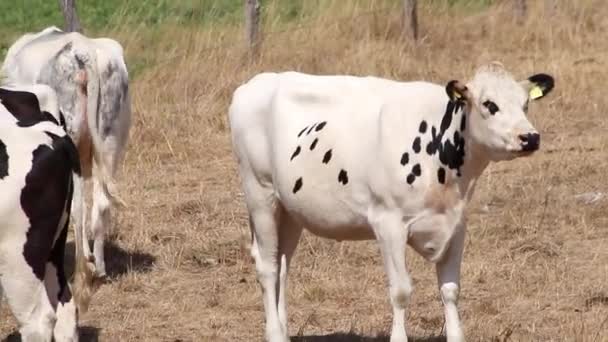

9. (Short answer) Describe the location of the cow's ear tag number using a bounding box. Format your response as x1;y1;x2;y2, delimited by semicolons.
529;86;543;100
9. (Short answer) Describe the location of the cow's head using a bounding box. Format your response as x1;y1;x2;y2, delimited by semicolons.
446;62;554;161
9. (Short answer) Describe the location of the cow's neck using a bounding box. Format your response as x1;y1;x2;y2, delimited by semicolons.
456;114;490;202
457;141;490;201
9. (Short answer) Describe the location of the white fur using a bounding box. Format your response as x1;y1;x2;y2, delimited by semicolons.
229;64;551;342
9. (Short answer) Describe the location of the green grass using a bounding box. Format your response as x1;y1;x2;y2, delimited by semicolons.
0;0;496;73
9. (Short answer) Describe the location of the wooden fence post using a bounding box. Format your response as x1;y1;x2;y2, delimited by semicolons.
58;0;82;32
514;0;527;23
403;0;418;41
245;0;261;58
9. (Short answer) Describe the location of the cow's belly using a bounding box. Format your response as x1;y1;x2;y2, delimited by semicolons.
276;179;374;241
303;221;374;241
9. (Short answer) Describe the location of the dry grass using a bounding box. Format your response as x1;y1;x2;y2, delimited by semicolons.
2;1;608;341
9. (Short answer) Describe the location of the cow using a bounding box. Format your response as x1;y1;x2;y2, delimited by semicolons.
228;62;555;342
0;82;97;341
2;26;132;277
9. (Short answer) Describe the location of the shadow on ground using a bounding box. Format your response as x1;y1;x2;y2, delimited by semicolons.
64;240;156;280
2;326;99;342
292;333;446;342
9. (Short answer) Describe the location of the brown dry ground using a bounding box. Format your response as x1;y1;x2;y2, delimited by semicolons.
1;1;608;341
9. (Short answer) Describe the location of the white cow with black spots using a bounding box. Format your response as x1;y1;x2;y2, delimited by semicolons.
2;26;132;277
229;62;554;342
0;83;97;341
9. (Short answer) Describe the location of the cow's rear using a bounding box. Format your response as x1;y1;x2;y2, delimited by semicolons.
0;85;97;341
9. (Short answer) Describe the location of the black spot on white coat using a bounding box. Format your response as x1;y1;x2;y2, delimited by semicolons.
0;88;59;127
460;115;466;132
290;146;301;161
315;121;327;131
437;167;446;184
406;163;422;185
21;135;75;280
293;178;303;194
400;152;409;166
323;149;332;164
338;169;348;185
413;137;421;153
306;123;317;135
424;100;466;174
48;181;74;305
0;140;8;179
310;138;318;150
419;121;428;133
406;174;415;185
298;127;308;137
412;164;421;176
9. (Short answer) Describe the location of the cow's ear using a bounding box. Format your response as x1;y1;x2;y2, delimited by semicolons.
522;73;554;101
445;80;470;102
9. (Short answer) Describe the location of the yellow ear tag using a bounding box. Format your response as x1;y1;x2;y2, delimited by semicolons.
453;91;462;99
529;86;543;100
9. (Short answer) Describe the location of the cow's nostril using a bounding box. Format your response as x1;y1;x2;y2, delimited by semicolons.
519;133;540;151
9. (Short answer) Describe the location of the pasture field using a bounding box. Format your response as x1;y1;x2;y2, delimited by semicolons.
1;0;607;341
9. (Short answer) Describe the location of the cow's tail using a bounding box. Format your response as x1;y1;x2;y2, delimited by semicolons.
63;131;99;314
73;48;126;209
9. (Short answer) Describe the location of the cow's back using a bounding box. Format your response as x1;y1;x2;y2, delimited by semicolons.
2;30;83;84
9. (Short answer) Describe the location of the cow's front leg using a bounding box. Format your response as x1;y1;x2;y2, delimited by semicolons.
372;211;412;342
435;223;466;342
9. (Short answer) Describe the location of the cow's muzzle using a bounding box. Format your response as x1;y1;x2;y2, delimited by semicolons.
518;132;540;152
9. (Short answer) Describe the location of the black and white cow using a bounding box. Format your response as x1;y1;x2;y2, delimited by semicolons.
2;26;132;277
0;83;96;341
229;62;555;342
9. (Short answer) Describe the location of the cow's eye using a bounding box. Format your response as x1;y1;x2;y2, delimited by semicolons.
482;100;499;115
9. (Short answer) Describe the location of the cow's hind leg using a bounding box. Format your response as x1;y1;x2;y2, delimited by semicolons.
435;224;465;342
45;219;79;342
276;211;303;336
242;174;293;342
249;204;288;342
72;174;93;266
0;249;56;342
90;174;111;277
371;211;412;342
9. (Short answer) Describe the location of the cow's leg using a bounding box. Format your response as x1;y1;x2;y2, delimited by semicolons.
0;250;56;342
372;211;412;342
276;211;303;335
91;174;111;277
436;224;466;342
45;220;79;342
72;174;92;264
45;263;78;342
249;203;288;342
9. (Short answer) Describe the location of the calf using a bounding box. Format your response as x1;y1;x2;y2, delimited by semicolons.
2;26;132;277
229;62;554;342
0;84;96;341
